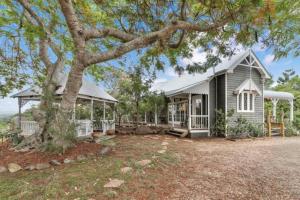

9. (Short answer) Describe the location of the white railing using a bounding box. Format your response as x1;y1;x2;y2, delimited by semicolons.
21;121;39;136
76;120;93;137
191;115;208;129
101;120;115;134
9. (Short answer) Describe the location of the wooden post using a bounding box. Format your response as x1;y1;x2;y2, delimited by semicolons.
154;103;158;126
18;98;22;129
188;93;191;131
171;98;175;128
281;111;285;137
103;101;106;120
90;98;94;121
289;100;294;122
267;110;271;137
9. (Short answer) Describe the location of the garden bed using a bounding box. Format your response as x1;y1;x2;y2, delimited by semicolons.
0;141;101;168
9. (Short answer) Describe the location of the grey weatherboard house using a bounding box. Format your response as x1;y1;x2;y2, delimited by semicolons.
157;49;294;138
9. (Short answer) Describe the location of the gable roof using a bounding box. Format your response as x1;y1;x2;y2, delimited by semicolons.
12;77;118;103
156;49;271;95
235;79;262;96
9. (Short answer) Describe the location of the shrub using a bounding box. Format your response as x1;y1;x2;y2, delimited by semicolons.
211;109;234;137
285;122;298;137
227;116;264;138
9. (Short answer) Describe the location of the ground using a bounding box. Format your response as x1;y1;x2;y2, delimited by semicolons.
1;135;300;200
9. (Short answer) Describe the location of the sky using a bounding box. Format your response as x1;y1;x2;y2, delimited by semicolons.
1;46;300;115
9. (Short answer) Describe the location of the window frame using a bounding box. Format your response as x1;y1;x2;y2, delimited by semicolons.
237;91;255;113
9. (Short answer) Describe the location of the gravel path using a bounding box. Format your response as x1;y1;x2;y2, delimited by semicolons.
167;137;300;200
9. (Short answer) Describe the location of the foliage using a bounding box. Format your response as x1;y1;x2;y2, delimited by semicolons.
277;69;296;84
211;109;234;137
285;122;299;137
227;116;264;138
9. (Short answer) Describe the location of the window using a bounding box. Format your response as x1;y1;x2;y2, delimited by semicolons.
237;92;255;112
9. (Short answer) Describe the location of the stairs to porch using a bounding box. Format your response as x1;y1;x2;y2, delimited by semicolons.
167;128;189;138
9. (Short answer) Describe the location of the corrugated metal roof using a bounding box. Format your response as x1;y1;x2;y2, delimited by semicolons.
156;50;271;95
12;77;118;102
264;90;294;100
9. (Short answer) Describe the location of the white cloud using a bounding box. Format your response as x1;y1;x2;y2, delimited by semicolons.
165;67;178;78
264;54;275;65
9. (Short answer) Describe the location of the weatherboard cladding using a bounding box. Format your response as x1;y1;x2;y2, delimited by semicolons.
226;65;264;126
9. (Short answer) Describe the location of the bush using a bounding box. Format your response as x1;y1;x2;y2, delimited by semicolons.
227;116;264;138
285;122;298;137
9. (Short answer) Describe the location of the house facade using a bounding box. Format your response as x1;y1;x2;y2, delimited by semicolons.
157;49;294;137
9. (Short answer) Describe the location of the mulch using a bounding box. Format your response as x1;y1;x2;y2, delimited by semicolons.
0;141;101;167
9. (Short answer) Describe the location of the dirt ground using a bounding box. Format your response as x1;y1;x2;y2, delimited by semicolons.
1;135;300;200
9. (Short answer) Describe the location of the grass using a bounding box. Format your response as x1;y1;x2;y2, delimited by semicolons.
0;136;179;200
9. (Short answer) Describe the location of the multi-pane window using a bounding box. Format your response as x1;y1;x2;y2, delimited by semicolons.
237;92;255;112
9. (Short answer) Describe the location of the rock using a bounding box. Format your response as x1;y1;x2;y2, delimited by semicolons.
36;163;50;170
0;166;7;173
162;145;168;150
121;167;132;174
161;142;169;146
64;158;75;164
77;155;87;161
86;152;95;157
106;129;115;135
103;190;118;198
157;150;166;154
7;163;22;173
135;126;154;135
98;146;112;156
104;179;125;188
24;164;36;171
49;160;61;166
136;159;152;167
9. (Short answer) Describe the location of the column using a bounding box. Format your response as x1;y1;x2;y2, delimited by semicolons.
103;101;106;120
154;103;158;126
171;98;175;128
18;98;22;129
289;99;294;121
271;99;279;120
188;93;191;131
90;99;94;121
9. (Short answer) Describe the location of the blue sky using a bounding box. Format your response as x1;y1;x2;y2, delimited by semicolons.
1;46;299;115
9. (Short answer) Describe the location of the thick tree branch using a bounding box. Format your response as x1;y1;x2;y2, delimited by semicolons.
84;28;137;42
86;18;231;65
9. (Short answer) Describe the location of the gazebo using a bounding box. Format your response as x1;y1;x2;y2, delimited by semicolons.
264;90;294;121
12;78;118;137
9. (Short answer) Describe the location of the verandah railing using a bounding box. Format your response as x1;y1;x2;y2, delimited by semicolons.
190;115;209;129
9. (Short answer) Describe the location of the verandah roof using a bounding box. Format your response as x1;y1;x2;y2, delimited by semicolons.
264;90;294;101
12;77;118;103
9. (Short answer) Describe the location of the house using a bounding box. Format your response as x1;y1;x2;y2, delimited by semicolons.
157;49;294;137
12;77;117;137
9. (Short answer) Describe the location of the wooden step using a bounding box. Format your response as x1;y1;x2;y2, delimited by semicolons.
167;129;189;138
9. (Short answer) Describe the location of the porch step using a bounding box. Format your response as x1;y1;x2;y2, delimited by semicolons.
167;128;189;138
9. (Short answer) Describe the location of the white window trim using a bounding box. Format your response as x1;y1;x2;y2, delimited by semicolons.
237;91;255;113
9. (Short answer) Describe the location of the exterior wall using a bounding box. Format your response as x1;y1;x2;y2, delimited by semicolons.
209;79;216;128
226;66;264;126
216;74;226;112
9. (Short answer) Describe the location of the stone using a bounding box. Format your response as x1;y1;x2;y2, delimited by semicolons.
76;155;87;161
136;159;152;167
36;163;50;170
0;166;7;173
135;126;154;135
121;167;132;174
161;142;169;146
98;146;112;156
106;129;115;135
64;158;75;164
157;150;166;154
24;164;36;171
49;160;61;166
162;145;168;150
104;179;125;188
7;163;22;173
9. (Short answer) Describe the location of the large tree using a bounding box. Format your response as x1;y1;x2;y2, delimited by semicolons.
1;0;292;150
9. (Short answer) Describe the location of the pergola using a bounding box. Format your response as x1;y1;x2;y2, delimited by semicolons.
12;78;118;136
264;90;294;121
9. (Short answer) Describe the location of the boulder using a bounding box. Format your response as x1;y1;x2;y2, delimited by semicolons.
49;160;61;166
135;126;154;135
106;129;115;135
7;163;22;173
24;164;36;171
157;150;166;154
136;159;152;167
36;163;50;170
0;166;7;173
161;142;169;146
64;158;75;164
104;179;125;188
76;155;87;161
121;167;132;174
98;146;112;156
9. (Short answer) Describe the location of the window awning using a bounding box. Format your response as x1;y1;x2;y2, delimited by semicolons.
234;79;262;96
